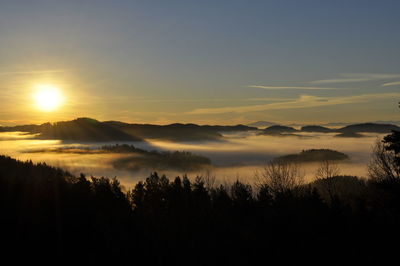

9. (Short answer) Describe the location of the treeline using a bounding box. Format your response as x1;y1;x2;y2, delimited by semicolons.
1;130;400;265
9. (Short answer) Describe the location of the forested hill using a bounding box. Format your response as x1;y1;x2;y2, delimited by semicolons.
274;149;349;163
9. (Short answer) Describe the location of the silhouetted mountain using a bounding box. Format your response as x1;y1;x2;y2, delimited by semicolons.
0;118;257;142
301;125;332;132
369;120;400;126
274;149;349;163
2;118;398;142
247;121;276;128
36;118;143;142
323;122;354;127
0;118;142;142
262;125;298;135
105;121;256;141
336;123;400;133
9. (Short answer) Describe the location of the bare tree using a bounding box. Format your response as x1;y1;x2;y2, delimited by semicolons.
315;160;340;179
368;139;400;182
255;160;304;197
202;169;216;191
315;160;341;201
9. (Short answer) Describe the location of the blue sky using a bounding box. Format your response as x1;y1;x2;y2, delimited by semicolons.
0;0;399;125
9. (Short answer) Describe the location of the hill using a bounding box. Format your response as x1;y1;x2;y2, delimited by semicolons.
2;119;398;142
0;118;256;142
336;123;399;133
247;121;276;128
37;118;143;142
261;125;298;135
301;125;332;132
274;149;349;163
104;121;255;141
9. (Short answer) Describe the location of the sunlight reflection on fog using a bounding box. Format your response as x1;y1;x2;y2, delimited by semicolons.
0;131;383;189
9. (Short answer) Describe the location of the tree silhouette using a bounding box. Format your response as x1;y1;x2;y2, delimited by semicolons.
315;160;341;201
255;160;304;197
368;139;400;181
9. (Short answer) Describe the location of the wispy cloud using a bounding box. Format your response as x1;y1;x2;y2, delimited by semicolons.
382;81;400;87
248;85;339;90
310;73;400;84
0;69;70;76
187;92;400;115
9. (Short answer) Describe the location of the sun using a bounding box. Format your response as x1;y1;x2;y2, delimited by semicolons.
33;84;64;112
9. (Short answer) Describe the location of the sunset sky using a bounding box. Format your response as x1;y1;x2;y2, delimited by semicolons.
1;0;399;126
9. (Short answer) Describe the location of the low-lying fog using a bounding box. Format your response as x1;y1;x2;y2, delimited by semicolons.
0;131;382;189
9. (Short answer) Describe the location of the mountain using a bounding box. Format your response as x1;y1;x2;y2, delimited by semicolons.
336;123;400;133
247;121;276;128
104;121;256;141
0;118;142;142
323;122;354;127
2;118;397;142
262;125;298;135
301;125;332;133
35;118;142;142
0;117;256;142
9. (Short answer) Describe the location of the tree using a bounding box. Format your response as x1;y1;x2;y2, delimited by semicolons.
231;180;253;205
383;130;400;170
314;160;341;200
368;139;400;182
315;160;341;180
255;160;304;197
369;103;400;181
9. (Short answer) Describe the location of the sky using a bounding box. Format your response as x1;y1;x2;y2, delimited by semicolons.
0;0;399;126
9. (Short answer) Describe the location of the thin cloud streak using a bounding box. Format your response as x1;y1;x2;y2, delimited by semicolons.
187;93;400;115
248;85;339;90
310;73;400;84
382;81;400;87
0;69;70;76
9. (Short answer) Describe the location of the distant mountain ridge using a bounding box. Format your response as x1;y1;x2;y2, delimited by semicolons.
262;125;298;135
301;125;331;132
336;123;400;133
0;117;257;142
247;121;276;128
104;121;256;141
0;118;398;141
261;122;399;136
